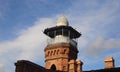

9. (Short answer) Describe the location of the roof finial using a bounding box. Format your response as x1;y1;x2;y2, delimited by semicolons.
56;15;69;26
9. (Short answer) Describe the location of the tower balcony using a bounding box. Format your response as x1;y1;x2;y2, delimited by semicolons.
46;36;77;47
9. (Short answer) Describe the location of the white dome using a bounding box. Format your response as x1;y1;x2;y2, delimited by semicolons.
56;16;69;26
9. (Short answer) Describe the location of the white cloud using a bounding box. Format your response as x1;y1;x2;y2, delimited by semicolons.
15;18;55;60
63;0;120;69
83;36;120;57
64;0;120;50
0;64;4;72
0;17;56;72
103;39;120;49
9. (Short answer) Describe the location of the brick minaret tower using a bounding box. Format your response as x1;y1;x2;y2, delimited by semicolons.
44;16;82;72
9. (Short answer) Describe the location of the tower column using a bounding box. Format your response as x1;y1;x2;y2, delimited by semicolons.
69;60;76;72
76;60;83;72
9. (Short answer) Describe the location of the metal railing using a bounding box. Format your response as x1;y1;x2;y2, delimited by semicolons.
47;36;77;47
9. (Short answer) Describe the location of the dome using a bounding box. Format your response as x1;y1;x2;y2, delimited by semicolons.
56;16;69;26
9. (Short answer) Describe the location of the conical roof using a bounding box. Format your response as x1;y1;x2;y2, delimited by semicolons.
56;15;69;26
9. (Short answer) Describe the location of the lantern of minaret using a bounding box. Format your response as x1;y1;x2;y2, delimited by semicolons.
43;16;81;71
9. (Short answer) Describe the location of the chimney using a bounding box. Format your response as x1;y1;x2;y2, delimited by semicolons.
104;57;115;69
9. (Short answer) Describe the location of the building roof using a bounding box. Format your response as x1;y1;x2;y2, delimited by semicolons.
84;67;120;72
15;60;120;72
44;26;81;39
15;60;65;72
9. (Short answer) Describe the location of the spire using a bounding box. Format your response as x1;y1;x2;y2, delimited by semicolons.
56;15;69;26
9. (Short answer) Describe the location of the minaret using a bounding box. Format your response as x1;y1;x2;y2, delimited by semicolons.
44;16;81;71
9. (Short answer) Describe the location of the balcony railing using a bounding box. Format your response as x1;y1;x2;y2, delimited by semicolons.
47;36;77;47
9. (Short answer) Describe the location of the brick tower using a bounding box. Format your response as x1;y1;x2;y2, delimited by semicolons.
43;16;82;72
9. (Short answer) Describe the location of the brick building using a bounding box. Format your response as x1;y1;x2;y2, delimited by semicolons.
15;16;120;72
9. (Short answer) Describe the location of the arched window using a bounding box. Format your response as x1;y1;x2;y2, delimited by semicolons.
48;51;50;56
63;49;66;54
51;51;53;56
50;64;56;71
53;50;56;55
57;50;59;55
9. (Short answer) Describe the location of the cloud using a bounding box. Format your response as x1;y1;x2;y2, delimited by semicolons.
83;36;120;57
65;1;120;68
63;0;120;50
0;64;4;72
80;35;120;70
15;18;55;60
0;17;56;72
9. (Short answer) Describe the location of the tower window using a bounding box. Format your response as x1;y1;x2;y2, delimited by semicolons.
57;50;59;55
48;51;50;56
50;64;56;71
51;51;53;56
53;50;56;55
63;49;66;54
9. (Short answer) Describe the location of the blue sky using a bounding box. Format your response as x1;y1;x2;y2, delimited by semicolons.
0;0;120;72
